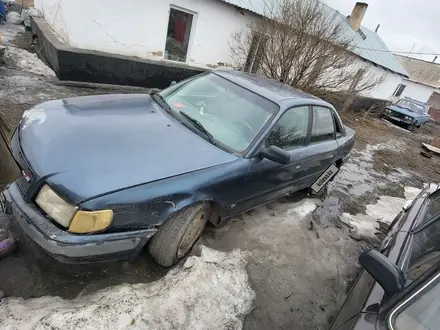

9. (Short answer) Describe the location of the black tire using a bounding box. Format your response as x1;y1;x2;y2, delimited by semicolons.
407;124;414;131
148;203;210;267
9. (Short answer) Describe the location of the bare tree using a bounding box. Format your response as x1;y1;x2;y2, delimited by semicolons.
229;0;384;109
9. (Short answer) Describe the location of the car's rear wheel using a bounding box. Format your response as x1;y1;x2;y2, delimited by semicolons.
148;203;210;267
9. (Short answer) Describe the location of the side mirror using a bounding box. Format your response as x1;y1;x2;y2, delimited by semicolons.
359;249;405;297
260;146;290;164
170;81;177;86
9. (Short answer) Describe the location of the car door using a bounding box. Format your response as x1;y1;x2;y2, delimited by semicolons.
305;106;340;183
233;105;312;215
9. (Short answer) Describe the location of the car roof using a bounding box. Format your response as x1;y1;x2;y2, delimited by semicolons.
213;70;322;104
402;97;428;106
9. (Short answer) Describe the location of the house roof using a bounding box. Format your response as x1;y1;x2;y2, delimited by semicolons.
395;54;440;88
220;0;408;77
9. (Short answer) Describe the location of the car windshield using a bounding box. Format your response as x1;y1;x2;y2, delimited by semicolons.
160;73;279;152
397;100;427;114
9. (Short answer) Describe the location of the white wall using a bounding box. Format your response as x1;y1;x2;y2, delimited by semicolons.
399;79;438;103
364;64;404;100
34;0;256;67
325;56;404;100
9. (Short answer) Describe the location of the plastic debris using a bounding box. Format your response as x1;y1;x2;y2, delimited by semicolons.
6;11;22;25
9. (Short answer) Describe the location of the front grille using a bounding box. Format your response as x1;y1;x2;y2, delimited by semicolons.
10;130;36;197
390;111;407;119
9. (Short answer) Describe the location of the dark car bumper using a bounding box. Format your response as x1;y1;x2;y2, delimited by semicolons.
383;114;411;124
0;182;157;263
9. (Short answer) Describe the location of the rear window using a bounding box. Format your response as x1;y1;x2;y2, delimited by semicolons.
420;192;440;226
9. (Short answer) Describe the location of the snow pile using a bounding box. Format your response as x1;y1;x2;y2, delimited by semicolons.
4;46;55;76
0;247;255;330
6;12;22;25
286;199;318;218
405;187;422;200
340;187;420;241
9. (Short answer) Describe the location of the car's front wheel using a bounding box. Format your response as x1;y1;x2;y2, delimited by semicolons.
148;203;210;267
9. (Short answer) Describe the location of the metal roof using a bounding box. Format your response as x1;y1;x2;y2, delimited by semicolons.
395;54;440;87
219;0;408;77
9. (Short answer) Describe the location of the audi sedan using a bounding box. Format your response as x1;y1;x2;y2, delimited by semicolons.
0;70;355;267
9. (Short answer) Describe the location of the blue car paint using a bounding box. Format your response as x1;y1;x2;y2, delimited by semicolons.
18;94;237;204
384;104;430;127
4;70;356;262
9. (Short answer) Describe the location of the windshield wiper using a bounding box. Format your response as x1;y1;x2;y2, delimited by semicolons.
179;111;216;145
150;92;171;112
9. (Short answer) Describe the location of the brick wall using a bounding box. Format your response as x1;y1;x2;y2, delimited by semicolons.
428;92;440;122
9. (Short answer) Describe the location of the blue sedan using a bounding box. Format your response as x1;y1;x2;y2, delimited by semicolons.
382;97;430;131
0;70;355;267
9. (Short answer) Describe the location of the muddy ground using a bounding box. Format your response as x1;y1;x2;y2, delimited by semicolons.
1;23;440;330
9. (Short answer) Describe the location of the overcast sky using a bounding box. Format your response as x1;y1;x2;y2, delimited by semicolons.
324;0;440;62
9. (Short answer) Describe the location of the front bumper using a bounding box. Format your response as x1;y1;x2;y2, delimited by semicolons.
0;182;157;263
382;113;412;124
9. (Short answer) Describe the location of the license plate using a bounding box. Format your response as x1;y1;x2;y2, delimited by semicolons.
311;164;339;193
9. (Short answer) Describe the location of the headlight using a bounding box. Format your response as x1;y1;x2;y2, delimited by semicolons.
69;210;113;234
405;116;409;119
36;185;78;227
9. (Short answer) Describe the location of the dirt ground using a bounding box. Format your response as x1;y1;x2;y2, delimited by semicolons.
1;22;440;330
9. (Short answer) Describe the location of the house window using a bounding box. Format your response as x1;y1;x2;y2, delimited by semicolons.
244;32;268;74
164;8;193;62
394;84;406;97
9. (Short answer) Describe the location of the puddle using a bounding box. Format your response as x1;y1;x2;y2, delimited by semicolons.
313;196;341;228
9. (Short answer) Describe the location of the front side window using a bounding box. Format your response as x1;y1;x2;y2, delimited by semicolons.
405;192;440;282
165;8;193;62
266;106;310;149
389;273;440;330
160;73;279;152
311;106;335;143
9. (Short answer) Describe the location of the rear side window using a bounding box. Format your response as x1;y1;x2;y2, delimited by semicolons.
311;106;335;143
266;106;310;149
389;273;440;330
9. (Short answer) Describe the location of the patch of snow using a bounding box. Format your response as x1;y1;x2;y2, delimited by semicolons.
404;187;422;200
6;12;22;25
340;186;419;240
0;21;25;44
0;247;255;330
366;196;406;225
340;212;379;241
4;46;55;76
286;199;318;218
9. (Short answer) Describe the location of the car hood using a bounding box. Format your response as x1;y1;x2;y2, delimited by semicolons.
386;104;418;117
19;94;237;203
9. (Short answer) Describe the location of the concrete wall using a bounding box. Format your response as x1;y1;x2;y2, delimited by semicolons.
34;0;255;68
31;17;205;89
399;79;439;103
